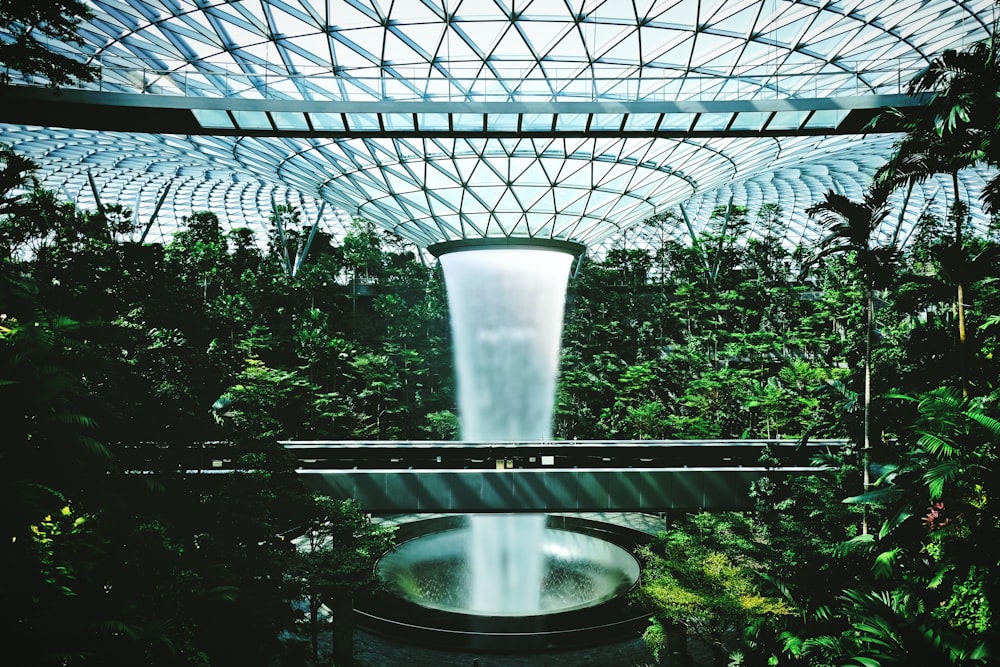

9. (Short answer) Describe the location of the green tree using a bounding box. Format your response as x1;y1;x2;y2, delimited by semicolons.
806;186;901;534
342;216;384;286
165;210;230;302
0;0;98;86
875;29;1000;393
292;497;394;666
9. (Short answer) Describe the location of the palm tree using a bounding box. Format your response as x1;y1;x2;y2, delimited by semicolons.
875;28;1000;394
806;186;901;534
905;29;1000;212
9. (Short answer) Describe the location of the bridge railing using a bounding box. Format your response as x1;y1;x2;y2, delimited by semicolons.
114;439;849;511
12;56;926;102
114;438;847;473
280;438;847;472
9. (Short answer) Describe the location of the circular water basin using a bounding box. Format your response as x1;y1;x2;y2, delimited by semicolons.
376;515;640;617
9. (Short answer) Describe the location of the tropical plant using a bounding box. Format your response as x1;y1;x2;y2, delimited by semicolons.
874;27;1000;393
292;496;394;666
0;0;99;86
636;513;792;667
806;186;901;533
810;388;999;666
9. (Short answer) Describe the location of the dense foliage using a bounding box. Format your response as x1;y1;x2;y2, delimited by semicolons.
4;136;996;664
0;149;435;665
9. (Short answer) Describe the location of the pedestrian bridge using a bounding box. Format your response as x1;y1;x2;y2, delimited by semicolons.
0;84;920;139
279;439;847;513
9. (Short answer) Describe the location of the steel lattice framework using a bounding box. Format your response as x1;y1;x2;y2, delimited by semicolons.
1;0;997;251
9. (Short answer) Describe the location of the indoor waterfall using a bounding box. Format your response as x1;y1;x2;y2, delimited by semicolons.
439;246;574;614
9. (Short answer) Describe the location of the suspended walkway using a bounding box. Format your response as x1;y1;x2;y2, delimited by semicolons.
279;439;847;513
119;438;846;512
0;83;921;139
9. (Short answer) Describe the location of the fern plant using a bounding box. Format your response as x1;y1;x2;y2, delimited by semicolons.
829;388;997;665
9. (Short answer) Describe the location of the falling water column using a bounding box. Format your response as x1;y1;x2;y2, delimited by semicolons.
434;240;581;441
430;239;583;615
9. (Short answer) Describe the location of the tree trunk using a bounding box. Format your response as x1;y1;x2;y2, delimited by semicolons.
862;289;873;536
957;280;968;395
710;643;727;667
952;171;968;396
310;596;320;660
331;593;355;666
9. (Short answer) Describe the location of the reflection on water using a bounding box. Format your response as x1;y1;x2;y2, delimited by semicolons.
377;522;640;617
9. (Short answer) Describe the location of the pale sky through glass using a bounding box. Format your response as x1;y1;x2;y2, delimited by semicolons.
1;0;997;251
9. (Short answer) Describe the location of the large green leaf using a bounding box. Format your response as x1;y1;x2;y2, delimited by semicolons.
878;507;915;540
923;461;960;500
872;548;901;579
850;656;883;667
843;487;899;506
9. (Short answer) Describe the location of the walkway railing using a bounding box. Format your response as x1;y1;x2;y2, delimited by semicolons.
116;439;848;511
12;56;926;102
280;438;847;469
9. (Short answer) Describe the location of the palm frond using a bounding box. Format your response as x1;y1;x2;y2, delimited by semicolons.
812;604;834;622
872;548;902;579
49;412;99;429
922;460;961;500
878;506;915;540
843;487;900;507
837;534;877;557
206;584;240;602
979;171;1000;214
76;435;114;461
92;619;141;640
917;432;958;458
966;409;1000;436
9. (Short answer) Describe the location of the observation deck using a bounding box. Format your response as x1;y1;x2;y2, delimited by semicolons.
0;56;927;139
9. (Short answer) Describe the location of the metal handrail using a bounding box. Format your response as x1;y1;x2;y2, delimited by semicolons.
20;56;925;102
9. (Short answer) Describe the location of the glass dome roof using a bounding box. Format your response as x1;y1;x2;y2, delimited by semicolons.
1;0;997;250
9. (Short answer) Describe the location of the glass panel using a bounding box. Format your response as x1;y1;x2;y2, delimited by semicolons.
192;109;234;129
803;109;849;130
590;114;624;130
555;113;588;131
231;110;272;130
346;113;381;130
383;113;414;130
767;110;806;130
692;112;733;131
657;113;696;131
521;114;554;131
728;111;771;131
270;112;309;131
486;114;518;131
309;113;345;131
453;113;484;131
623;113;661;131
416;112;450;130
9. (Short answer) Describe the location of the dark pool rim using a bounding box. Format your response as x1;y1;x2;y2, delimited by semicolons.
354;514;653;653
427;237;586;258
